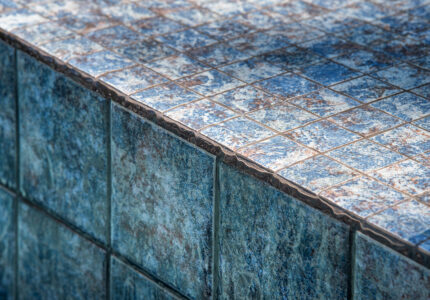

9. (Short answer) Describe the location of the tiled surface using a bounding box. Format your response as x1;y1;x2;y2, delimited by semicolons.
218;163;350;299
0;0;429;263
0;188;14;300
18;52;108;243
18;202;106;299
354;232;430;300
111;104;214;299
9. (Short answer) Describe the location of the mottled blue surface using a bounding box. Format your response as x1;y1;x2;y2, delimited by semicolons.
110;257;177;300
354;232;430;300
300;61;359;86
0;188;14;300
261;46;324;71
187;43;248;67
255;73;319;99
18;202;106;299
0;40;16;189
18;52;108;242
145;53;208;80
372;64;430;89
111;104;214;299
218;163;350;299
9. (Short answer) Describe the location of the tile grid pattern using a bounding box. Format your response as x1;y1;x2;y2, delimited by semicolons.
1;0;430;250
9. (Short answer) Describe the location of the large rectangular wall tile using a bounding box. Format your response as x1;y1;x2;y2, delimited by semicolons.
18;202;106;299
0;40;16;189
111;104;214;299
18;51;108;242
218;163;350;299
0;187;14;300
354;232;430;300
110;257;179;300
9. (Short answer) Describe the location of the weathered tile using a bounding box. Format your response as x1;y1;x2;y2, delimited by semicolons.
166;99;236;130
265;22;325;44
145;53;208;80
133;16;184;37
0;40;16;189
101;2;155;24
311;0;360;9
414;116;430;131
201;1;254;17
372;159;430;195
187;43;248;67
69;50;134;77
40;36;104;62
333;50;393;73
338;23;397;46
320;176;407;218
342;1;398;22
411;56;430;71
290;88;359;117
219;162;350;299
111;104;214;299
371;124;430;156
300;35;360;58
373;13;430;37
220;56;284;83
0;188;14;300
279;155;358;193
100;65;167;95
211;86;279;113
301;11;363;34
368;200;430;244
255;73;320;99
229;32;290;56
270;0;325;20
329;106;403;136
165;7;218;26
201;117;274;150
177;70;244;96
114;40;177;64
131;82;201;112
327;140;405;172
156;29;217;51
19;52;108;242
238;135;316;171
371;63;430;89
248;102;317;132
261;46;324;71
373;37;430;60
110;257;178;300
196;19;253;41
300;61;359;86
371;92;430;122
0;8;46;31
87;25;141;48
235;10;288;30
27;0;85;19
18;202;106;299
286;120;360;152
58;9;116;34
332;76;401;103
412;84;430;99
12;22;73;46
354;232;430;300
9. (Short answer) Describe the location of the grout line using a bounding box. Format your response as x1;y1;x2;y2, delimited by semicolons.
212;158;221;299
13;47;19;300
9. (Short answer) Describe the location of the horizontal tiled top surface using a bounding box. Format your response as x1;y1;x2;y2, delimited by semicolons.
1;0;430;252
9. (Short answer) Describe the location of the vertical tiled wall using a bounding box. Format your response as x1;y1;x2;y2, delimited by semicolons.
0;45;429;299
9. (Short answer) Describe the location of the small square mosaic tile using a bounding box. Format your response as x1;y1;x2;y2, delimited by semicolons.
145;53;208;80
371;63;430;90
299;61;359;86
187;43;248;67
156;29;217;52
255;73;320;99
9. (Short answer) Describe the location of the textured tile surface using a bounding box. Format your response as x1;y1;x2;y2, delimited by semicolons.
0;188;14;300
219;163;350;299
18;52;108;242
18;202;106;299
111;104;214;299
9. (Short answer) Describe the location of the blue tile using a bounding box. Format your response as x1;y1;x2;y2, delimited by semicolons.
270;0;325;20
311;0;360;9
354;232;430;300
40;36;104;62
373;37;430;60
0;40;16;189
110;257;177;300
255;73;320;99
18;52;108;242
301;11;363;34
58;9;116;34
145;54;208;80
156;29;217;51
87;25;142;48
412;84;430;99
0;8;46;31
131;82;201;112
218;162;350;299
235;10;288;30
371;92;430;122
220;56;284;83
414;116;430;131
196;19;253;41
248;102;317;132
187;43;248;67
12;21;73;46
165;7;218;26
111;104;214;299
411;56;430;71
300;35;360;58
101;2;155;24
368;200;430;245
342;2;398;22
165;99;236;130
286;120;360;152
332;76;401;103
265;22;325;44
333;50;393;73
177;70;244;96
69;50;134;77
18;202;106;299
133;16;184;37
329;106;403;136
327;140;405;172
321;176;407;218
201;1;255;17
373;13;430;37
300;61;359;86
338;23;397;46
100;65;167;95
371;63;430;89
114;40;177;64
279;155;358;193
371;124;430;156
261;46;324;71
238;135;316;171
201;117;274;150
290;88;360;117
229;32;290;56
0;188;14;300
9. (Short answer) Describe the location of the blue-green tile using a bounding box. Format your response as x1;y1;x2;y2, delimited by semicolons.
18;202;106;299
219;163;350;299
18;52;108;242
111;104;214;299
110;257;178;300
354;232;430;300
0;187;14;300
0;40;16;189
